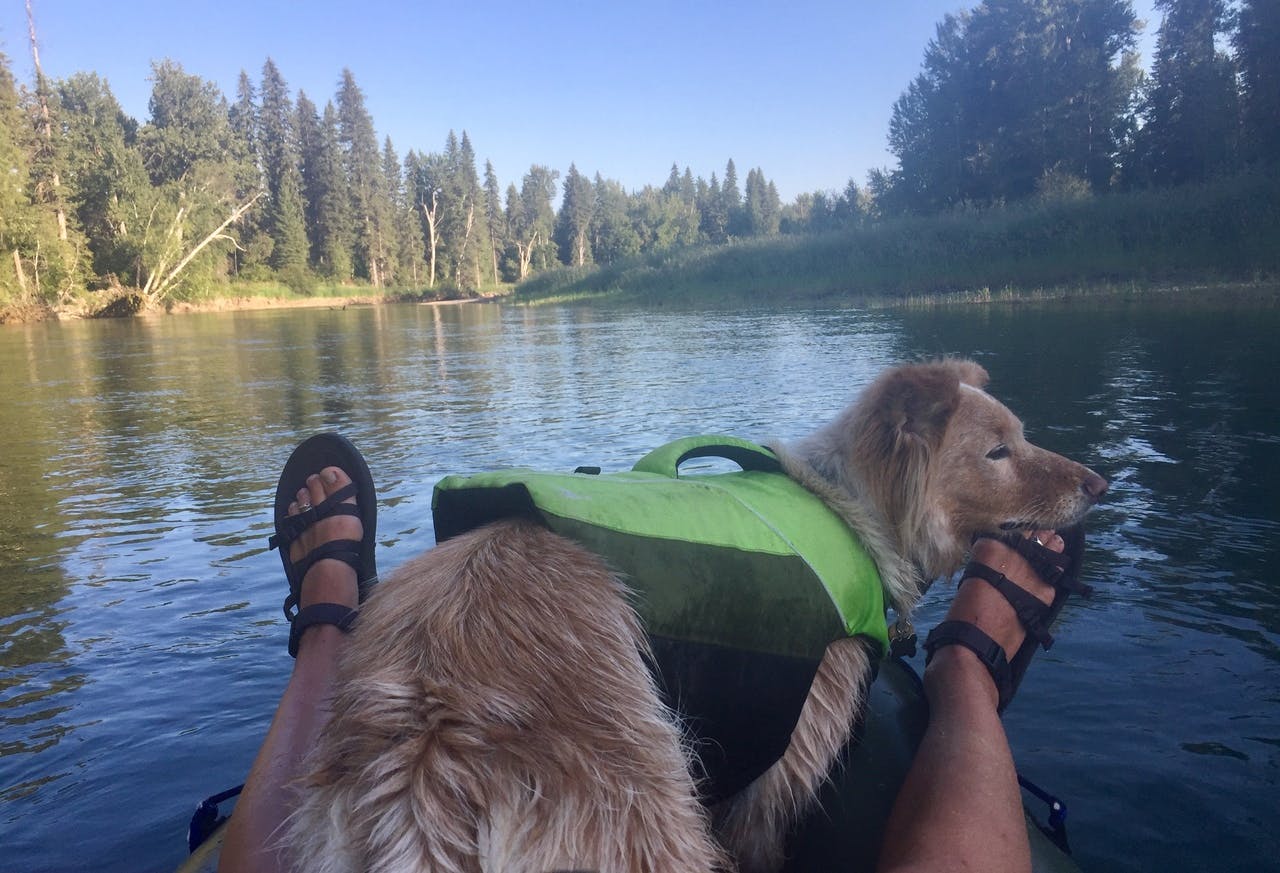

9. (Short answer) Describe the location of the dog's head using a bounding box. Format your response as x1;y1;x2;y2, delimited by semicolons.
813;358;1106;580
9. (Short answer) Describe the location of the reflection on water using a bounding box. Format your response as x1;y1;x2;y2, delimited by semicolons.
0;299;1277;873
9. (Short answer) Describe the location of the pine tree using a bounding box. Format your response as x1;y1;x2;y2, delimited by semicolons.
888;1;1141;209
258;59;308;275
508;165;558;279
336;68;391;286
482;159;504;284
441;131;483;288
590;174;641;263
1136;0;1239;184
396;150;426;288
313;101;352;279
226;70;269;273
380;136;408;287
701;172;727;242
722;159;743;236
555;163;594;266
1235;0;1280;164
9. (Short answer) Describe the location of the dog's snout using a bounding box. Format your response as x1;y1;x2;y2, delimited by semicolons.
1081;471;1108;502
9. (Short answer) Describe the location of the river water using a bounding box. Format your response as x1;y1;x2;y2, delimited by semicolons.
0;299;1276;872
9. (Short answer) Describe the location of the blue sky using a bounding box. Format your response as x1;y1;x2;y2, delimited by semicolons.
1;0;1158;202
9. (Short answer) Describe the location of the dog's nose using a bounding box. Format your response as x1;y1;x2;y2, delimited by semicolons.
1081;471;1108;502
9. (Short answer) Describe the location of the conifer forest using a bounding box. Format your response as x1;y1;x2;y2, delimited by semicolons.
1;0;1277;317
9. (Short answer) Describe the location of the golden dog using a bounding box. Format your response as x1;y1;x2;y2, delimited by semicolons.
285;358;1106;873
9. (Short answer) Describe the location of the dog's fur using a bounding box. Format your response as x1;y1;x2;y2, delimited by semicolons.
285;359;1106;873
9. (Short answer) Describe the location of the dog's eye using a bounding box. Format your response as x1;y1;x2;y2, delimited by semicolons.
986;444;1010;460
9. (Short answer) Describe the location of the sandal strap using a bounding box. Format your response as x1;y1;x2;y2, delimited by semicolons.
996;533;1095;597
288;603;358;658
962;561;1056;650
281;539;364;620
268;483;359;551
924;620;1014;711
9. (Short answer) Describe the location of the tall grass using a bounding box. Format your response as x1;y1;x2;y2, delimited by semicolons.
517;170;1280;304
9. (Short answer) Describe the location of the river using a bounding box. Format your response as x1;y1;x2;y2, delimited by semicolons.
1;298;1276;872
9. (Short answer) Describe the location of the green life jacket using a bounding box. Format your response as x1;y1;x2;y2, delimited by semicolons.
432;435;888;800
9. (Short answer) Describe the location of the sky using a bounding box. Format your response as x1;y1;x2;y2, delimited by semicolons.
1;0;1160;203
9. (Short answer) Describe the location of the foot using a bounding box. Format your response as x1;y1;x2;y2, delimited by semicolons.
286;467;360;645
925;530;1062;710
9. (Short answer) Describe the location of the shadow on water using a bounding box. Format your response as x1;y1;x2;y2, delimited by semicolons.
0;297;1277;872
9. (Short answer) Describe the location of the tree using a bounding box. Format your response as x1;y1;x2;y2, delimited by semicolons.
1133;0;1238;185
408;149;445;288
336;68;392;286
0;51;57;301
590;173;641;263
134;60;258;302
554;163;594;266
482;159;504;284
887;0;1140;209
507;165;558;280
441;131;483;288
297;99;352;279
700;172;727;242
140;60;234;186
55;73;149;282
226;70;269;273
1235;0;1280;165
379;136;406;286
743;167;781;236
395;150;426;288
722;158;744;235
258;59;308;275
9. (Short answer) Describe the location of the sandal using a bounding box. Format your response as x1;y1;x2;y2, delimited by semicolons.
923;525;1091;712
267;433;379;657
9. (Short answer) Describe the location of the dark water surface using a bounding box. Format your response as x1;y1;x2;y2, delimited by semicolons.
0;300;1276;872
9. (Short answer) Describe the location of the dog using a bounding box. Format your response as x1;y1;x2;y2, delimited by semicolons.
284;358;1107;873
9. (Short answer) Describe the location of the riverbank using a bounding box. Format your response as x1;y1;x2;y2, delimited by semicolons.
0;282;511;325
516;170;1280;306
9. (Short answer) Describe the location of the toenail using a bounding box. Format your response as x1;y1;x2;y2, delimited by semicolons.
324;469;338;483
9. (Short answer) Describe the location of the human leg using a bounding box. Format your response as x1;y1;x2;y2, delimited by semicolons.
218;461;367;873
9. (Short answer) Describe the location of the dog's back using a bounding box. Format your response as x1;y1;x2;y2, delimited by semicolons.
287;519;726;873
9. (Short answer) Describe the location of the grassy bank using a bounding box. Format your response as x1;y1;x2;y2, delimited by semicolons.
516;170;1280;305
0;278;515;324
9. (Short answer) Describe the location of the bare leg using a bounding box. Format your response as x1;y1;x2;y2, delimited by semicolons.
878;532;1063;873
218;467;362;873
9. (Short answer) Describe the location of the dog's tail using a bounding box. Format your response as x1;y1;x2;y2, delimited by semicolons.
286;519;726;873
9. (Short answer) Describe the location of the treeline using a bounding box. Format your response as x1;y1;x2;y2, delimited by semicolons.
0;47;788;312
2;0;1277;315
871;0;1278;213
525;0;1280;302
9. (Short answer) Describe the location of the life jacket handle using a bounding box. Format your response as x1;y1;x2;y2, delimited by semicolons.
631;435;783;478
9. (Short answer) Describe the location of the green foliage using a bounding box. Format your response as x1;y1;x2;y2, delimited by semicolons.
554;163;594;267
887;0;1140;210
258;59;308;273
1235;0;1280;164
1131;0;1239;185
517;170;1280;304
336;69;392;286
55;73;149;283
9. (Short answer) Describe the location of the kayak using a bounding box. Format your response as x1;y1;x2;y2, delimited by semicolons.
178;657;1082;873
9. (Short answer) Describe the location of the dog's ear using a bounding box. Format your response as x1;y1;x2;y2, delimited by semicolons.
943;358;989;390
887;362;965;449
